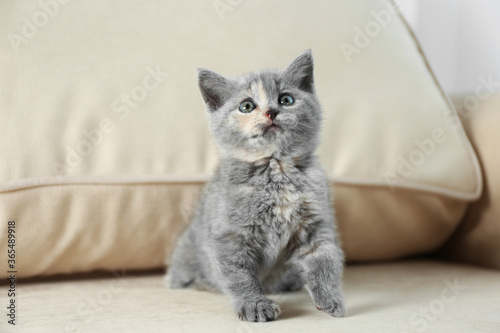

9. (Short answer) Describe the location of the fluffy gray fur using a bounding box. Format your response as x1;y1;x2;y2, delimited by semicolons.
166;50;345;322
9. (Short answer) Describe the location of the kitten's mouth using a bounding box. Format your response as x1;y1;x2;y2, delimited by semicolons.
251;123;282;139
263;123;281;134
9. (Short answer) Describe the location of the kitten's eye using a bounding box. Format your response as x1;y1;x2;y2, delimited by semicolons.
279;94;294;106
239;100;256;113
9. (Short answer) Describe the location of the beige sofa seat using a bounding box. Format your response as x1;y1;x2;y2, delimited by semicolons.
6;260;500;332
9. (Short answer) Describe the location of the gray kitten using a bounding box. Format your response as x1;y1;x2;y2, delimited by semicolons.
166;50;345;322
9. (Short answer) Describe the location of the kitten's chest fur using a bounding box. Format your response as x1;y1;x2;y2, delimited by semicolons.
228;157;316;267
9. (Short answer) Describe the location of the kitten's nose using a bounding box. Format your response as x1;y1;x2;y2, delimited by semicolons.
265;109;279;121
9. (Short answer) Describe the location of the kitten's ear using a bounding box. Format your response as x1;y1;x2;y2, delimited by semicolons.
198;68;235;111
282;49;314;92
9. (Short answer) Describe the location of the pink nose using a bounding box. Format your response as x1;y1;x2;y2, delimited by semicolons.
265;109;279;120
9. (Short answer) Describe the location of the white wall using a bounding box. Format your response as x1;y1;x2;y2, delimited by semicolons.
400;0;500;94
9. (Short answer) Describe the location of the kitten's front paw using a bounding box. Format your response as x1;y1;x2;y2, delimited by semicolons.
236;297;281;322
311;288;345;317
315;299;345;317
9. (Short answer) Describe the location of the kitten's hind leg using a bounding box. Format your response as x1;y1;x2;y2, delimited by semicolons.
165;229;200;289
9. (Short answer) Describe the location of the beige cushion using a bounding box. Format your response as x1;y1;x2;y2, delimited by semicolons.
336;186;468;261
0;184;200;278
0;0;481;278
439;94;500;268
10;261;500;332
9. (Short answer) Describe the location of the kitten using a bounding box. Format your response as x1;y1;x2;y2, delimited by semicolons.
166;50;345;322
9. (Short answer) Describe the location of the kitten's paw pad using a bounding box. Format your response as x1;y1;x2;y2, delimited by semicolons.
237;298;281;322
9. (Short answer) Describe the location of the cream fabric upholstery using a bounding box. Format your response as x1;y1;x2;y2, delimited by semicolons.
440;94;500;268
4;261;500;332
0;184;199;278
335;185;468;261
0;0;481;196
0;0;482;278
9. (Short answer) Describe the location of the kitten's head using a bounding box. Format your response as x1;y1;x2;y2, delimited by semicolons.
198;50;321;162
